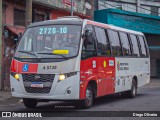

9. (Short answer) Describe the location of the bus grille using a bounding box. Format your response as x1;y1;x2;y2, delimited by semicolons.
22;74;55;82
22;74;55;93
25;87;51;93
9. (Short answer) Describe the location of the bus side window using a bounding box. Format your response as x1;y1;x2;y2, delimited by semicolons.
107;29;122;56
81;25;97;59
129;34;140;57
119;32;132;56
94;27;110;56
138;36;147;57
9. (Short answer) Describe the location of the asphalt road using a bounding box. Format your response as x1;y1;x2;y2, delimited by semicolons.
0;86;160;119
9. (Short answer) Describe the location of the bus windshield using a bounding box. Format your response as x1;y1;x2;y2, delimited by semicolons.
15;25;82;59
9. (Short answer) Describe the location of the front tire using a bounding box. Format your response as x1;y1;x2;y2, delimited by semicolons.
82;85;93;109
23;98;38;108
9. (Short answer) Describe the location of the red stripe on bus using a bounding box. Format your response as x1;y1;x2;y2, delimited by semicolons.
10;59;18;73
80;57;115;99
87;21;110;29
10;59;38;73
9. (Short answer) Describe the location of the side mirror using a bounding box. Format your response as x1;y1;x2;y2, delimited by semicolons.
82;30;93;39
85;30;93;37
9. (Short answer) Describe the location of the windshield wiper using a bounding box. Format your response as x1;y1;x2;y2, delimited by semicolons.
37;52;69;60
18;50;40;60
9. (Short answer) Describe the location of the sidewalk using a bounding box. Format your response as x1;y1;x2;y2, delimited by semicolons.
142;78;160;88
0;91;20;107
0;78;160;107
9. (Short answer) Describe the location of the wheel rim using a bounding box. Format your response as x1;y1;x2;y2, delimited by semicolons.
86;88;93;106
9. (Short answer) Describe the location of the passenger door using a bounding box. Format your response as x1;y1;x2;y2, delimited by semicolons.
81;24;98;88
94;27;115;96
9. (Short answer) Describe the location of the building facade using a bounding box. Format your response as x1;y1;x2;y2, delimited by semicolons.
98;0;160;16
2;0;52;90
34;0;94;19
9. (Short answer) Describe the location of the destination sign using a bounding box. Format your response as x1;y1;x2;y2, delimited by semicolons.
39;27;67;35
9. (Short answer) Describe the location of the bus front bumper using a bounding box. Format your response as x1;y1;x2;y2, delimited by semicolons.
10;74;80;100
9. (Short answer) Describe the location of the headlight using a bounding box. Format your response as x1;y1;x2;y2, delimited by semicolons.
58;72;77;82
14;74;20;80
59;74;66;81
11;73;20;81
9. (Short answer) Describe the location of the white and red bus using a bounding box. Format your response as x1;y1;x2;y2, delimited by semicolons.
10;16;150;108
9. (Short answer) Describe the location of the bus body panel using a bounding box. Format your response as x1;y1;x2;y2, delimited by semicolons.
85;19;150;95
115;58;150;93
11;58;80;74
10;74;80;100
80;57;115;99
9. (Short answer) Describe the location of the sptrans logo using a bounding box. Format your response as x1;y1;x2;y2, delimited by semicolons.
117;61;129;71
117;61;120;71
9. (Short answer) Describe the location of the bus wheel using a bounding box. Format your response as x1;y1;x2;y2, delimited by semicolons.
128;79;137;98
121;79;137;98
23;98;38;108
83;85;93;109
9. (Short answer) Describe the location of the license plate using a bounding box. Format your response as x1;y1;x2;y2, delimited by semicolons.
31;82;43;88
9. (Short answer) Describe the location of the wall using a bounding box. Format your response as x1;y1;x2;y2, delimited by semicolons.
4;0;25;27
146;34;160;77
98;0;160;16
2;0;52;90
2;0;25;90
151;58;157;77
33;0;94;18
51;9;91;20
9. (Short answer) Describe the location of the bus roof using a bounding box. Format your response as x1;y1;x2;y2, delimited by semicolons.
85;19;144;36
28;19;83;28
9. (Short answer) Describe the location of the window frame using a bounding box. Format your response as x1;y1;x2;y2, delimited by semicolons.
93;26;111;57
137;35;148;58
143;36;150;57
35;13;45;22
118;31;132;57
84;24;149;59
14;8;25;26
81;24;97;60
128;34;141;57
107;29;123;57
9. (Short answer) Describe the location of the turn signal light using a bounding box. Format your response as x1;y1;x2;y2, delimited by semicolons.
14;74;20;80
